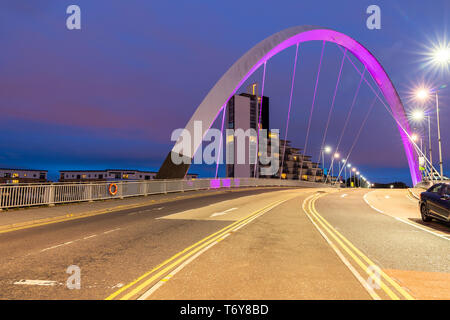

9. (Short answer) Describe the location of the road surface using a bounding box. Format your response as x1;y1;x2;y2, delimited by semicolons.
0;187;448;300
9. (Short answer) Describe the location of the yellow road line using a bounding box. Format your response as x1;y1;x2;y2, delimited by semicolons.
106;198;289;300
306;194;400;300
310;193;414;300
301;194;381;300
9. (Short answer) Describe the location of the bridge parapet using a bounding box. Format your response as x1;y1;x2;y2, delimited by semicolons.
0;178;332;210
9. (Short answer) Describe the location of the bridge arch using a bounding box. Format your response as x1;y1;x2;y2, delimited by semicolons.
156;25;420;185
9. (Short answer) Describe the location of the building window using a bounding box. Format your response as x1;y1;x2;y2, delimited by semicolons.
123;174;129;179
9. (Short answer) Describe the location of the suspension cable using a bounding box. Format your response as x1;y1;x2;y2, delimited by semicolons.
317;48;347;166
254;61;267;178
336;44;441;180
325;66;366;183
333;95;378;184
300;40;326;178
280;43;300;179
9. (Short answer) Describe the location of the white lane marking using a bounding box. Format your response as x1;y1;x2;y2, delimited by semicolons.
40;229;120;252
302;194;381;300
40;243;66;252
210;207;238;217
394;218;450;242
385;195;390;199
341;194;348;198
129;207;164;216
14;280;58;286
363;192;385;214
103;228;121;234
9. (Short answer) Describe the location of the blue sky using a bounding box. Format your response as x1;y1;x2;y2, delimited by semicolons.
0;0;448;185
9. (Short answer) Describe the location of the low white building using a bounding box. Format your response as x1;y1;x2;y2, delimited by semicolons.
0;168;48;184
59;169;198;182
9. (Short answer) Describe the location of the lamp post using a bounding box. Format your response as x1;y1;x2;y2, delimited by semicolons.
352;167;356;188
414;87;445;180
424;44;448;179
333;153;340;183
322;146;332;183
412;109;433;181
356;171;360;188
347;163;351;187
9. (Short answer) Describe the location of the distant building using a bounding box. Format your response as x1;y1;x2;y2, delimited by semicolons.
226;83;269;178
59;169;198;182
278;140;323;182
0;168;48;184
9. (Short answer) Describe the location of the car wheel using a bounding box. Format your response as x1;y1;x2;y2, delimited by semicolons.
421;204;432;222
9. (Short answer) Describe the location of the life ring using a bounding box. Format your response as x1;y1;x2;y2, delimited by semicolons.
108;183;118;196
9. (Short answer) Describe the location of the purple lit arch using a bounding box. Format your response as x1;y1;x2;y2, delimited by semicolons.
157;26;420;185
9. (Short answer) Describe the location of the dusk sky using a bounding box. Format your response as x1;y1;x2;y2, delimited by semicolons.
0;0;448;185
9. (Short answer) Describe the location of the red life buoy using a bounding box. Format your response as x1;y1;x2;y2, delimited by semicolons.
108;183;118;196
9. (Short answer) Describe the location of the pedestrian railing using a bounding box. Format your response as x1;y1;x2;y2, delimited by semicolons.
0;178;329;210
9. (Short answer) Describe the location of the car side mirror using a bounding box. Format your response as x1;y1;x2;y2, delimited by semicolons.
440;195;450;201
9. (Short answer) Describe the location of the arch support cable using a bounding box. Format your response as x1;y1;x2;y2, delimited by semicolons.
325;66;366;183
317;48;347;168
254;61;267;178
280;43;300;179
300;40;326;179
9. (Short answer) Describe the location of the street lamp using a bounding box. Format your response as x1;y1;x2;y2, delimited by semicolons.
432;46;450;66
411;108;434;181
415;87;445;180
321;146;332;182
351;167;356;188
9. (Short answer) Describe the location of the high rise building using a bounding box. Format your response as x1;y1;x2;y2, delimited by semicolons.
226;83;269;178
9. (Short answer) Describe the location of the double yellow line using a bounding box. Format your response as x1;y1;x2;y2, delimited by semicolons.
303;193;414;300
106;198;287;300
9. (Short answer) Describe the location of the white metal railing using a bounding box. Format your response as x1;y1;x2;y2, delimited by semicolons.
0;178;329;210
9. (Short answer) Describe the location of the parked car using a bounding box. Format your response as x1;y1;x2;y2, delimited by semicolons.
419;183;450;223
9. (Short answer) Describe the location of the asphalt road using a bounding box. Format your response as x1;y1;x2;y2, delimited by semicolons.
0;187;448;300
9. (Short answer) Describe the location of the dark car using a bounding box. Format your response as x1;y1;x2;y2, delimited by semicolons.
419;183;450;223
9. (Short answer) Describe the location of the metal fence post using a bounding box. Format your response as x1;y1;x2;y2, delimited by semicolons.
88;183;94;202
48;184;55;207
143;181;148;196
119;181;124;199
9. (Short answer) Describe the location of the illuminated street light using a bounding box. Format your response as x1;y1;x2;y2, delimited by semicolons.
411;134;419;142
334;153;340;159
412;109;425;121
413;85;445;179
432;46;450;65
324;146;332;154
416;88;430;101
347;164;351;168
